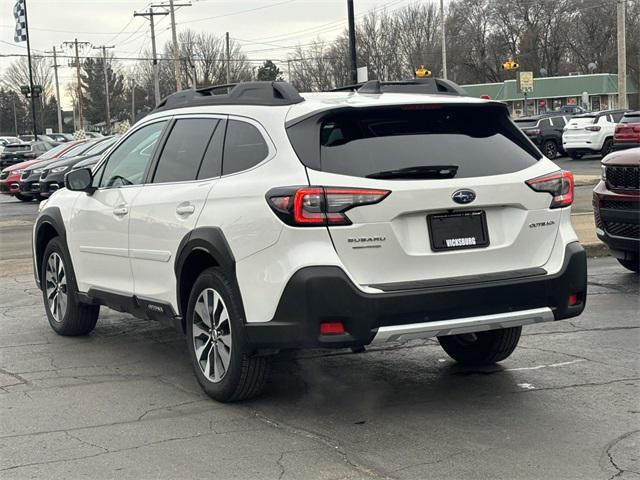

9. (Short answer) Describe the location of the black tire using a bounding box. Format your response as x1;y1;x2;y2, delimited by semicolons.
41;237;99;336
569;151;584;160
35;194;47;202
617;257;639;273
600;138;613;157
438;327;522;365
15;193;33;202
542;139;558;159
186;267;270;402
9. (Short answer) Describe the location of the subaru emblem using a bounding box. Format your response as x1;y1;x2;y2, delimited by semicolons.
452;189;476;204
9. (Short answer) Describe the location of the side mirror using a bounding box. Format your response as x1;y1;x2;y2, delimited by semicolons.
65;168;95;193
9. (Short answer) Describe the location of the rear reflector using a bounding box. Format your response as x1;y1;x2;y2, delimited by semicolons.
267;186;390;226
320;322;345;335
526;170;574;208
568;294;578;306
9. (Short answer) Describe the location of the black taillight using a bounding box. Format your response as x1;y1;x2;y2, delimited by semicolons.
266;186;390;226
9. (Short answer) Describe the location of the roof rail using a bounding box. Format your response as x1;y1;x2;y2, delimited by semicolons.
328;78;467;96
153;81;304;112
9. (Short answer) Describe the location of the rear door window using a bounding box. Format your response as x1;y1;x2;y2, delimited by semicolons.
288;104;541;179
539;119;551;128
222;120;269;175
611;112;625;122
152;118;220;183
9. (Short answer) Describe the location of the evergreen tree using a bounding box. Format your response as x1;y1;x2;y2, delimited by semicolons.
80;56;127;128
256;60;283;81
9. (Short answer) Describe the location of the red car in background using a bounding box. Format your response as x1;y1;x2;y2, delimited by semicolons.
0;140;87;202
593;147;640;272
613;111;640;151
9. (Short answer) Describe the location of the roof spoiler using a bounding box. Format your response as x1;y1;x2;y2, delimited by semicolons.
328;78;467;96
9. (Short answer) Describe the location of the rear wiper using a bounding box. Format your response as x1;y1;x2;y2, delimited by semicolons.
366;165;459;180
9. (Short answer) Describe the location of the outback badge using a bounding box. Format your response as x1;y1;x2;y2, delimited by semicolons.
452;189;476;204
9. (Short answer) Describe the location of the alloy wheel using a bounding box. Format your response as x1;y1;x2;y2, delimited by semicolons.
192;288;232;383
45;252;67;322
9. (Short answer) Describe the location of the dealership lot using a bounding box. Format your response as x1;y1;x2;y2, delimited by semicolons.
0;177;638;479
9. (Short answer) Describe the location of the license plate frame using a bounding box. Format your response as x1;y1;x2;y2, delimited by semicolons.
427;210;490;251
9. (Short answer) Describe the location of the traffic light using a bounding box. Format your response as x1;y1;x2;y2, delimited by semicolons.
502;58;519;71
415;65;432;78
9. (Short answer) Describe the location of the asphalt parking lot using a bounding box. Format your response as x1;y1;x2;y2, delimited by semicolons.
0;156;638;479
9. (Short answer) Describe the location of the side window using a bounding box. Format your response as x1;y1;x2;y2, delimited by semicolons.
539;119;551;128
99;121;166;188
222;120;269;175
611;112;624;123
152;118;219;183
197;120;225;180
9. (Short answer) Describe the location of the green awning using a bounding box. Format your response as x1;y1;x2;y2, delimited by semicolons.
462;74;638;101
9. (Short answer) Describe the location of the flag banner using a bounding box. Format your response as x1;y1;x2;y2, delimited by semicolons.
14;0;27;42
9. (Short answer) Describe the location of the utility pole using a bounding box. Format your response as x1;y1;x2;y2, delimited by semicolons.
347;0;357;84
225;32;231;85
46;46;64;133
135;7;168;106
63;39;91;130
617;0;627;109
12;99;18;136
150;2;191;92
440;0;447;79
131;79;136;123
93;45;115;133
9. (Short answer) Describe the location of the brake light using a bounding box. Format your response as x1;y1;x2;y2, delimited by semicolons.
526;170;574;208
320;322;345;335
585;126;601;132
267;186;390;226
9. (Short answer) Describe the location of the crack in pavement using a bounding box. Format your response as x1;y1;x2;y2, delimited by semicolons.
245;407;394;480
601;430;640;480
514;377;639;393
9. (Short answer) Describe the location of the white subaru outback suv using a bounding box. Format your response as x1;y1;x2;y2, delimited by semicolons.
33;80;587;402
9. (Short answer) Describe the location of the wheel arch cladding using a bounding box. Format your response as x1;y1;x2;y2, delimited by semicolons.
34;208;67;289
175;227;243;325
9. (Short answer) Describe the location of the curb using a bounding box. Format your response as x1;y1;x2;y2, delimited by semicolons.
581;241;610;258
574;175;600;187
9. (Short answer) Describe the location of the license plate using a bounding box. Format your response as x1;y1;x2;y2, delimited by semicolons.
427;210;489;251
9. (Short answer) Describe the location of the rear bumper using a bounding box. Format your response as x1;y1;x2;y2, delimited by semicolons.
244;242;587;349
612;142;640;151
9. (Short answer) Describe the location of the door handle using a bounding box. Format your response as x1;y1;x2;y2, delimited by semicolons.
176;204;195;215
113;206;128;216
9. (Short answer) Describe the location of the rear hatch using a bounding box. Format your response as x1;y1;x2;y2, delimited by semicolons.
286;102;564;287
563;115;597;143
615;113;640;143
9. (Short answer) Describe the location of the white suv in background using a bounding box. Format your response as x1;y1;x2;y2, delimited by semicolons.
33;80;587;402
562;110;627;159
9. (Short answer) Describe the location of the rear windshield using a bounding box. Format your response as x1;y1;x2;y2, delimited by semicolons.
569;116;596;126
287;104;540;179
514;119;539;128
622;114;640;123
4;144;30;152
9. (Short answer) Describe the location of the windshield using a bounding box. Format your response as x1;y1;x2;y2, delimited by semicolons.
38;142;78;160
83;136;117;156
58;141;96;158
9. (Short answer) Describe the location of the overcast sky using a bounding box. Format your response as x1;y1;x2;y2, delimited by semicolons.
1;0;409;108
